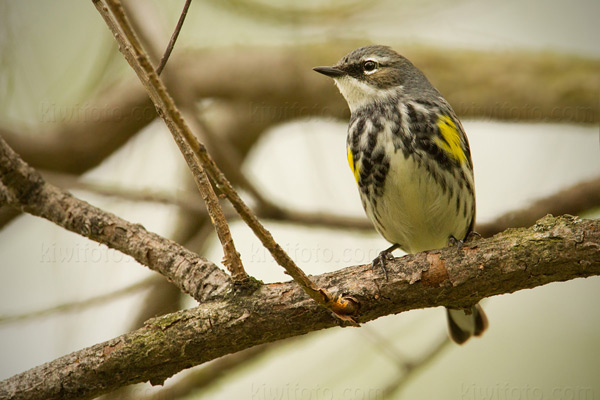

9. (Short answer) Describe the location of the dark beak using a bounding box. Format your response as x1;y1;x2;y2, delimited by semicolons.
313;66;345;78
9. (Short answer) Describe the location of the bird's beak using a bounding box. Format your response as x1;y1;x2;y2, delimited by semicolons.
313;66;345;78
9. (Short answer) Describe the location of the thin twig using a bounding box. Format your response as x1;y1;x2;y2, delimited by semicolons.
94;0;347;316
96;0;246;282
0;276;162;325
124;0;282;215
184;106;282;212
156;0;191;76
171;126;246;281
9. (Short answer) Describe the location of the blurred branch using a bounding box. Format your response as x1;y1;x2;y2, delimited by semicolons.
261;175;600;236
208;0;381;24
142;344;273;400
0;276;162;325
2;214;598;400
0;205;20;227
42;170;205;212
383;336;452;399
477;176;600;237
0;87;154;174
175;45;599;124
2;43;593;178
0;135;232;302
259;207;373;230
361;325;451;399
45;170;600;240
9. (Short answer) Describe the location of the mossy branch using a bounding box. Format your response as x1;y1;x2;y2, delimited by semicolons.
1;215;598;400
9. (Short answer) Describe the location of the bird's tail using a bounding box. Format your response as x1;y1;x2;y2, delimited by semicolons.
446;303;488;345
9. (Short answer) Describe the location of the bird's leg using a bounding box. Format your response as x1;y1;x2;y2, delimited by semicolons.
372;243;399;280
448;231;482;252
447;235;464;251
465;231;482;242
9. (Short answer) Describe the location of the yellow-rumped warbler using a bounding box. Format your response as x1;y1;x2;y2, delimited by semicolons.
314;45;487;344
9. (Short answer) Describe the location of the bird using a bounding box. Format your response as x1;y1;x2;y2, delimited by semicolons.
313;45;487;344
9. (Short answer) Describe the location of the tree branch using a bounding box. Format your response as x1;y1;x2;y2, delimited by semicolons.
477;176;600;237
0;135;231;302
96;0;246;281
93;0;347;314
1;214;597;400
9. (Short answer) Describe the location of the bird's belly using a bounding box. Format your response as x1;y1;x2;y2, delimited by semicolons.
362;153;473;254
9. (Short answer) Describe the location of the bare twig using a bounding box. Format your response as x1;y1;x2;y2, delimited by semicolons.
1;214;598;400
155;0;191;75
0;276;162;325
94;0;344;315
96;0;246;282
183;106;282;213
124;1;282;217
171;126;246;281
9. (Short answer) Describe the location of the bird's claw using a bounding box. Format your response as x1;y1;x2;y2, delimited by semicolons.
372;250;394;280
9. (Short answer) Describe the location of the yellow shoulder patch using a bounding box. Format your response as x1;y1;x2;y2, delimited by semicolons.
347;146;360;184
435;115;467;163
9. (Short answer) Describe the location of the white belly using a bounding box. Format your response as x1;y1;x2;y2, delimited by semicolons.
362;149;474;254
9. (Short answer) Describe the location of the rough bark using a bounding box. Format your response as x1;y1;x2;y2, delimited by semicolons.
0;214;598;400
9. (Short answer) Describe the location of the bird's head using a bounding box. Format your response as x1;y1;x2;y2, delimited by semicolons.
313;45;432;112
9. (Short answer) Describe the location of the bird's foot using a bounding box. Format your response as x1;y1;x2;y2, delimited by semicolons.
447;236;465;252
372;244;399;280
465;231;482;242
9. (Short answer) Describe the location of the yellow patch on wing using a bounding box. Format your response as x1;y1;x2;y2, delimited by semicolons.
347;145;360;184
435;115;467;163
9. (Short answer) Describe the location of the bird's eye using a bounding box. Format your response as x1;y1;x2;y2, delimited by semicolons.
363;60;378;74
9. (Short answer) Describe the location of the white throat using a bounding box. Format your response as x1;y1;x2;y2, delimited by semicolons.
334;76;399;113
